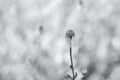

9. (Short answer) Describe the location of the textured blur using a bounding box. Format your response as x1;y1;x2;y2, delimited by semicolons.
0;0;120;80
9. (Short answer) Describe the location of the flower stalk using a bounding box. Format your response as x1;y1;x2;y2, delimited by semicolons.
66;30;77;80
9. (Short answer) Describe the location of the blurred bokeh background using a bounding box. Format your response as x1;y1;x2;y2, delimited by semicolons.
0;0;120;80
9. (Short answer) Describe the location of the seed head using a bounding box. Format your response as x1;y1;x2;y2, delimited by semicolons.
39;26;43;32
79;0;83;5
66;29;75;40
39;26;43;34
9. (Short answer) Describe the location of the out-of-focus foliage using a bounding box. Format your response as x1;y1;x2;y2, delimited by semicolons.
0;0;120;80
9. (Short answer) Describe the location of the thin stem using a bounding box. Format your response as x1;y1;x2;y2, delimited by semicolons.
69;39;75;80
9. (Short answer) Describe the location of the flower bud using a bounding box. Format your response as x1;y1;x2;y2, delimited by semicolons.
66;29;75;40
39;26;43;34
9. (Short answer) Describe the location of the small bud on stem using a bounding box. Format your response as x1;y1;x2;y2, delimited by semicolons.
66;30;75;40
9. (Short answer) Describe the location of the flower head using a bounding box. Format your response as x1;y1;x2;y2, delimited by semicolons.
66;29;75;40
39;26;43;34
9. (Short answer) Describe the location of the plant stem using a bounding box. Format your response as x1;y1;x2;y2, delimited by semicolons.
69;39;75;80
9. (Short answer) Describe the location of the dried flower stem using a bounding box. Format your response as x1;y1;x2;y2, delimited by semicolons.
66;30;77;80
69;38;75;80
